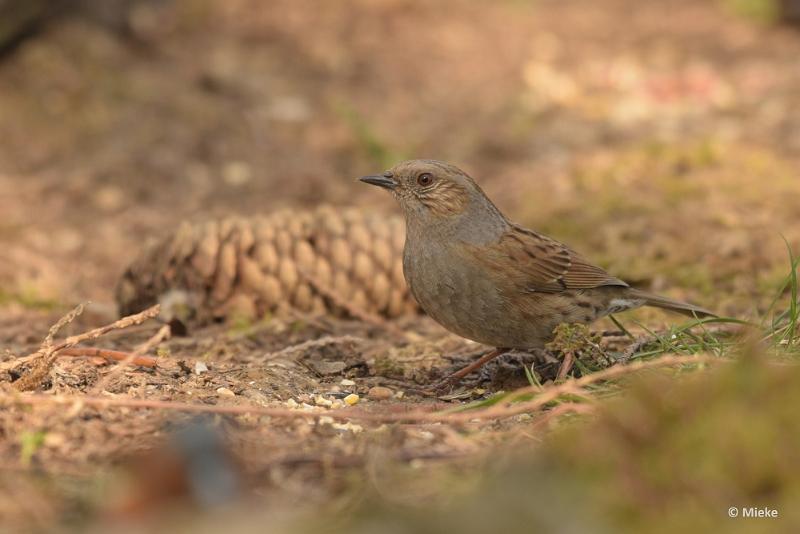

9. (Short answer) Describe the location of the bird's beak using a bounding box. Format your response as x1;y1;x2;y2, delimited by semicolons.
359;175;398;190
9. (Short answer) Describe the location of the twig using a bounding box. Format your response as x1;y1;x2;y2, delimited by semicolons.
134;324;171;355
9;305;161;392
1;310;81;370
3;354;723;422
44;303;86;350
87;323;170;394
4;302;88;390
58;348;158;368
467;353;722;421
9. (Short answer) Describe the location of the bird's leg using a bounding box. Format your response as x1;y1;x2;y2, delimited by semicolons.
555;350;575;380
445;347;511;381
430;347;511;391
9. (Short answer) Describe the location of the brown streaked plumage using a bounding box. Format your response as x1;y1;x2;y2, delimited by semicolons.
360;160;714;372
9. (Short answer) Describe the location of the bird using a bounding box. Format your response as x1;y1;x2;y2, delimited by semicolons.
360;159;714;383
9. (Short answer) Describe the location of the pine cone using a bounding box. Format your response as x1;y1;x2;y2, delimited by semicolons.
115;206;418;322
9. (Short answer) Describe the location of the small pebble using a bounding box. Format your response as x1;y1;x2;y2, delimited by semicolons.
367;386;393;401
216;387;235;397
332;422;363;433
194;361;209;375
340;379;356;386
314;395;333;407
343;393;360;406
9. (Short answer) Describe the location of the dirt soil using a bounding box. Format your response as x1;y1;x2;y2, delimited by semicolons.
1;0;800;530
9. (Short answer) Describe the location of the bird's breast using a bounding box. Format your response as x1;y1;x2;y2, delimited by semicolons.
402;239;517;345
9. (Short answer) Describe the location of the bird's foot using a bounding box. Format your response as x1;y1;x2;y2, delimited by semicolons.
424;348;511;395
471;349;556;389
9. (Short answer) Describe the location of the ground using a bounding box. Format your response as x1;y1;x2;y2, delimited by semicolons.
1;0;799;531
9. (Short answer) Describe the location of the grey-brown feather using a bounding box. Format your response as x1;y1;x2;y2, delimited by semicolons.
378;159;714;350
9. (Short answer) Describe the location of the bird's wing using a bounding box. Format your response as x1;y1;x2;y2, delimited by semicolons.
464;225;628;293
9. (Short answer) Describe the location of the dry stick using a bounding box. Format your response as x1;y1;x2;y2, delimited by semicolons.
134;324;171;355
0;384;590;424
11;305;161;392
88;323;172;395
2;346;158;370
467;353;722;421
6;302;88;390
43;303;86;349
58;348;157;368
0;305;87;371
5;353;722;423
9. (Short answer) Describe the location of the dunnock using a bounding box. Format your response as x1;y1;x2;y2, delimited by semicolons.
360;160;714;380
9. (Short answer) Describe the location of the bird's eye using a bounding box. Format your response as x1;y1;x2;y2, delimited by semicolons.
417;173;434;186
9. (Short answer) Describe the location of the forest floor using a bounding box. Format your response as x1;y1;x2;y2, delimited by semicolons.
1;0;799;531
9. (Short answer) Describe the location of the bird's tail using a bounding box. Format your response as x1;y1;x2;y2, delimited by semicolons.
628;288;716;318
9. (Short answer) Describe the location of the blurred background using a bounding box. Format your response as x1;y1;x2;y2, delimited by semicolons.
1;0;799;314
2;0;800;531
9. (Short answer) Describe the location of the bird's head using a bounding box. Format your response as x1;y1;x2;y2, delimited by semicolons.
360;160;478;217
361;159;508;240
